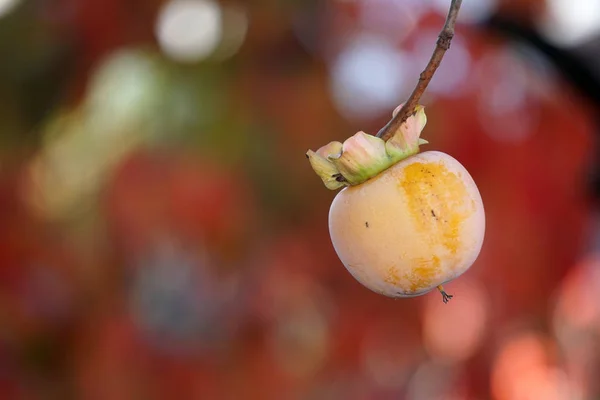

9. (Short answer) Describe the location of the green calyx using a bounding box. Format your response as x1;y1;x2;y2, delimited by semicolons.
306;105;428;190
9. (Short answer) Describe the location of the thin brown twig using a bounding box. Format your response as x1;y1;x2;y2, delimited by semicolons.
376;0;463;141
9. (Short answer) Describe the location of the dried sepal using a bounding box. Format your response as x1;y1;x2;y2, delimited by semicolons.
306;141;345;190
386;105;427;159
306;104;429;190
329;131;391;185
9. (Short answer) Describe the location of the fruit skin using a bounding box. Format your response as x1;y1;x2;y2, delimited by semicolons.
328;151;485;298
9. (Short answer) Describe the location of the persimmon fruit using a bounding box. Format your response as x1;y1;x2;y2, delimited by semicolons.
306;105;485;302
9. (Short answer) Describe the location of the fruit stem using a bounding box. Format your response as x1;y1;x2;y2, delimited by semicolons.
376;0;463;141
437;285;453;304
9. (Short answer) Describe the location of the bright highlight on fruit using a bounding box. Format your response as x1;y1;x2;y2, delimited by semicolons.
306;105;485;302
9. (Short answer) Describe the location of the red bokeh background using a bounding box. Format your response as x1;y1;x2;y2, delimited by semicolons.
1;0;600;398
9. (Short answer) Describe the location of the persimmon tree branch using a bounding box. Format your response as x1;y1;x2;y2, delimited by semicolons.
376;0;463;141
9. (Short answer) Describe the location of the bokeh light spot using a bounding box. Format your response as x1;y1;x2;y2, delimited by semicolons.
212;4;248;61
156;0;222;63
554;255;600;332
422;279;488;363
358;0;420;42
475;48;539;143
330;34;409;121
411;32;471;97
430;0;497;24
86;50;165;134
541;0;600;46
0;0;20;18
491;332;573;400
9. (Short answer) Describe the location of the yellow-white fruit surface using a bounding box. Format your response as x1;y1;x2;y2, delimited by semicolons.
329;151;485;297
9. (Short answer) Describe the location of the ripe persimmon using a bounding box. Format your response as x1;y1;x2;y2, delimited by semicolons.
307;106;485;302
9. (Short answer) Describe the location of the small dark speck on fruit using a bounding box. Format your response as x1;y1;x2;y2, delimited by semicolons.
431;210;436;218
365;222;369;228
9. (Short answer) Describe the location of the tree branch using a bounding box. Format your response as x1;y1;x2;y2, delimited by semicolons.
376;0;463;141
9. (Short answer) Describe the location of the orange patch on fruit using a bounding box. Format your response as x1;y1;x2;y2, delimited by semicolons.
403;255;441;293
398;161;474;255
384;266;401;285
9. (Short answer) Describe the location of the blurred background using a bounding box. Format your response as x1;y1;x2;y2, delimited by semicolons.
1;0;600;399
